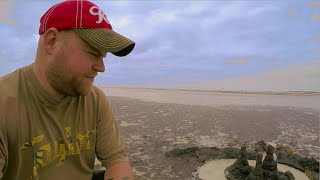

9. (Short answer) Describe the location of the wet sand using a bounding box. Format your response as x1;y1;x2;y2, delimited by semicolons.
96;87;319;179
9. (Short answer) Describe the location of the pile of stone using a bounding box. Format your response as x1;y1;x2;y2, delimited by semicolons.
225;144;295;180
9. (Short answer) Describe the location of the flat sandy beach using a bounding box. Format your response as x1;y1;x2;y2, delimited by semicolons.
96;87;319;179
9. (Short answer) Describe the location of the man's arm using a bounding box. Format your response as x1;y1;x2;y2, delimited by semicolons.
104;161;134;180
94;88;133;180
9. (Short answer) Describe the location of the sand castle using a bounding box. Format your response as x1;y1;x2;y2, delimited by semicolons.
225;144;295;180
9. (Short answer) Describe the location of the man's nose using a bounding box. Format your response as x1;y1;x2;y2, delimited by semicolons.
92;58;105;73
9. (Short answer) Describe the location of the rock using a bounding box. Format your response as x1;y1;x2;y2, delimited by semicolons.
277;172;289;180
255;152;263;169
276;145;295;155
222;147;240;159
246;152;264;180
305;169;317;180
284;171;295;180
225;144;252;180
225;144;297;180
197;147;221;161
262;145;282;179
262;145;278;171
234;145;251;175
276;149;288;160
164;143;319;180
197;154;208;162
277;153;319;173
255;141;267;152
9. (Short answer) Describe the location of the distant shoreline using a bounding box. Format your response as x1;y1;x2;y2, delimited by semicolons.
99;86;320;96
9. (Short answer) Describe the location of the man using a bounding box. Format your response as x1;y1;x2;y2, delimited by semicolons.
0;0;135;179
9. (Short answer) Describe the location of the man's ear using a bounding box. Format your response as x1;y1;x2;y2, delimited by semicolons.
43;28;60;55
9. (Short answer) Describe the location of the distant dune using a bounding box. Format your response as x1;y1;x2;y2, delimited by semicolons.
99;86;320;111
99;86;320;96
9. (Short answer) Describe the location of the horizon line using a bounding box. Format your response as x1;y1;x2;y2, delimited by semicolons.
98;85;320;96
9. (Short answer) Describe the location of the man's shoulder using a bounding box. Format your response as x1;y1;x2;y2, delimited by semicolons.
90;86;109;99
87;86;112;107
0;67;25;125
0;67;26;100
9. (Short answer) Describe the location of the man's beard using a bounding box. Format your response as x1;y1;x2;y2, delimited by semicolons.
46;65;89;97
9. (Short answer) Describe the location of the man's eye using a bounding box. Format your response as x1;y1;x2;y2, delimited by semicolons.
88;52;99;57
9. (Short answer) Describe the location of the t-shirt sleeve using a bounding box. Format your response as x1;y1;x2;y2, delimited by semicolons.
95;88;128;169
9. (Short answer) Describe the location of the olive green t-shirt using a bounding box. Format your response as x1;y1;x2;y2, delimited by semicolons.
0;64;128;180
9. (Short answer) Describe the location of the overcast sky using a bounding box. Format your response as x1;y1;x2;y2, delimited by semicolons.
0;0;319;91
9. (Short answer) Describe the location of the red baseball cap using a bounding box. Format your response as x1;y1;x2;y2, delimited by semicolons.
39;0;135;57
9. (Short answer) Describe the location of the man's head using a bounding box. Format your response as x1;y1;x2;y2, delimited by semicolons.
34;0;135;98
39;0;135;57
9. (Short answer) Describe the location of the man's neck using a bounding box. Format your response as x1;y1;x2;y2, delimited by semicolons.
32;62;66;101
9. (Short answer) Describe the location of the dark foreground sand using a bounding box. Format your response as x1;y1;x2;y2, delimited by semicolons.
96;88;319;179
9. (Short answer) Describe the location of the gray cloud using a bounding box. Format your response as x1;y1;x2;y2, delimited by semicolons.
181;64;320;91
227;58;252;65
0;0;16;26
308;1;320;9
311;13;320;21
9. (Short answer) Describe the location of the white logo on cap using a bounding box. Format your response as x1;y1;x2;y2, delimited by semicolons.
89;6;110;24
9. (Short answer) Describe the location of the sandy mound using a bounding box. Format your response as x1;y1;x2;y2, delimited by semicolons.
198;159;308;180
